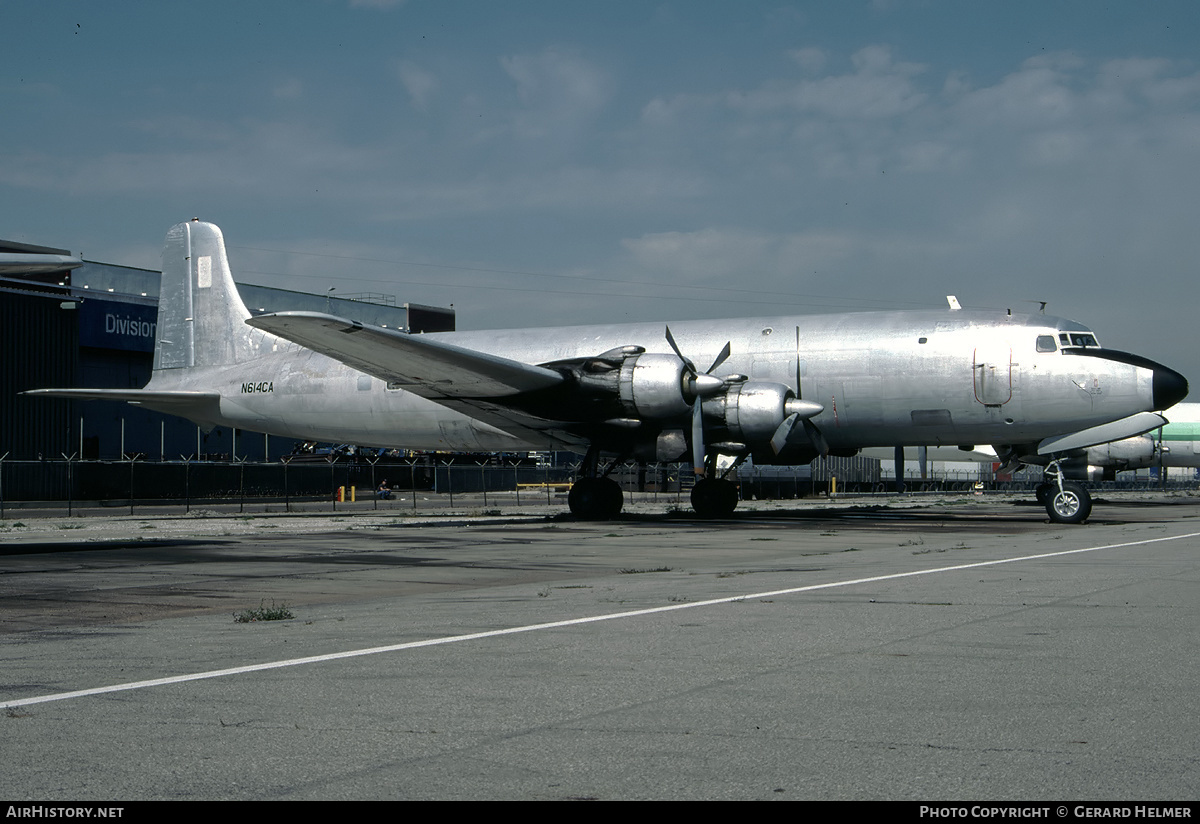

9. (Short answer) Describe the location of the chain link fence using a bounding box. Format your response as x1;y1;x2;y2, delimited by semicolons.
0;453;1191;517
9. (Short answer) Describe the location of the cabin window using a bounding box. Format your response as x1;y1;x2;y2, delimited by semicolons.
1036;335;1056;353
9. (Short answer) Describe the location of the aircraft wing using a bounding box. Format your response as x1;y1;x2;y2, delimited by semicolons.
1036;411;1167;455
246;311;586;446
246;312;564;399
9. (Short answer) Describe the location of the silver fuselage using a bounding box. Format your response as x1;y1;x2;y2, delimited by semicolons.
148;308;1165;459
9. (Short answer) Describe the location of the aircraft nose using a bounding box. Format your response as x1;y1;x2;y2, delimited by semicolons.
1153;364;1189;410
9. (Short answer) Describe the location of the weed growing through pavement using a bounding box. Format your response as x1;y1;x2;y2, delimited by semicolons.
234;600;294;623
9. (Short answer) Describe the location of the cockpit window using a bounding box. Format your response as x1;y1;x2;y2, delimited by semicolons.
1036;335;1057;353
1059;332;1099;348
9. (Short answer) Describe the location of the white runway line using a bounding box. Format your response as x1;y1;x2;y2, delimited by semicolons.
4;530;1197;710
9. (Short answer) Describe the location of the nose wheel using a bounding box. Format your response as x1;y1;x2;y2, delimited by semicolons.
1040;461;1091;524
1046;481;1091;523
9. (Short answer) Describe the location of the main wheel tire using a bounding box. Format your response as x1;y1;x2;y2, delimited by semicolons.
691;477;738;519
601;476;625;518
1045;481;1091;524
1035;482;1053;506
568;477;624;520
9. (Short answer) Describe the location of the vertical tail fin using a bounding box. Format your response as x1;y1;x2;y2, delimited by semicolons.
154;219;266;370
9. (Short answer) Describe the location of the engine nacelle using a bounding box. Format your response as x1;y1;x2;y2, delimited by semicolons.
1058;456;1092;481
708;381;795;443
1085;435;1157;469
628;429;689;462
618;353;692;419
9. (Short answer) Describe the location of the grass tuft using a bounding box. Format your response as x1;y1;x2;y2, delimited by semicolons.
234;600;294;623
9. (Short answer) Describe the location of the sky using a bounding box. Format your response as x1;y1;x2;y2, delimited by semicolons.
3;0;1199;384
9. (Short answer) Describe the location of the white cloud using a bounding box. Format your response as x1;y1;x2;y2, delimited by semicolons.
498;47;613;140
396;61;437;110
789;47;827;74
0;117;388;202
646;45;927;123
606;46;1200;331
953;55;1081;128
622;228;773;281
620;227;872;290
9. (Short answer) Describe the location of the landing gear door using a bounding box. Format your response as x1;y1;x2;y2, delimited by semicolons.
973;343;1012;406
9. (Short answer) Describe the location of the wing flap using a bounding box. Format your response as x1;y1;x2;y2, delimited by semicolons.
246;312;564;399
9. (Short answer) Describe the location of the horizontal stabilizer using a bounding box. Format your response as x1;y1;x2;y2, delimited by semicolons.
246;311;565;399
23;388;218;402
1037;411;1167;455
0;253;83;274
21;388;221;416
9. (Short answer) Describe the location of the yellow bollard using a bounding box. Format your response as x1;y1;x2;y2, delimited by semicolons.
337;485;345;502
350;485;356;502
830;476;837;496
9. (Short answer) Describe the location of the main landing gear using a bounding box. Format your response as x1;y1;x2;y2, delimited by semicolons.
1036;460;1092;524
568;472;740;520
689;451;743;519
690;476;739;519
567;447;625;520
567;448;743;520
567;476;624;520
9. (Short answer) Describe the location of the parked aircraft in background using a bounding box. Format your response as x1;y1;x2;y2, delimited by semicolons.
877;404;1199;484
25;220;1188;523
1083;403;1200;479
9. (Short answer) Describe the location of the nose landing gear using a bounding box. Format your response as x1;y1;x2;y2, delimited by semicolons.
1036;460;1092;524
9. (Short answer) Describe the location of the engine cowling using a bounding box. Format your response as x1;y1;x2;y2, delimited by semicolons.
1085;435;1157;469
708;381;794;443
617;353;693;419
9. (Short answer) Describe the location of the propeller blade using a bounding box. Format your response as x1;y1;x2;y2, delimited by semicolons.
664;326;735;473
692;398;706;475
770;413;799;455
666;326;730;377
706;341;732;374
664;326;689;366
1158;424;1166;489
803;419;830;457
